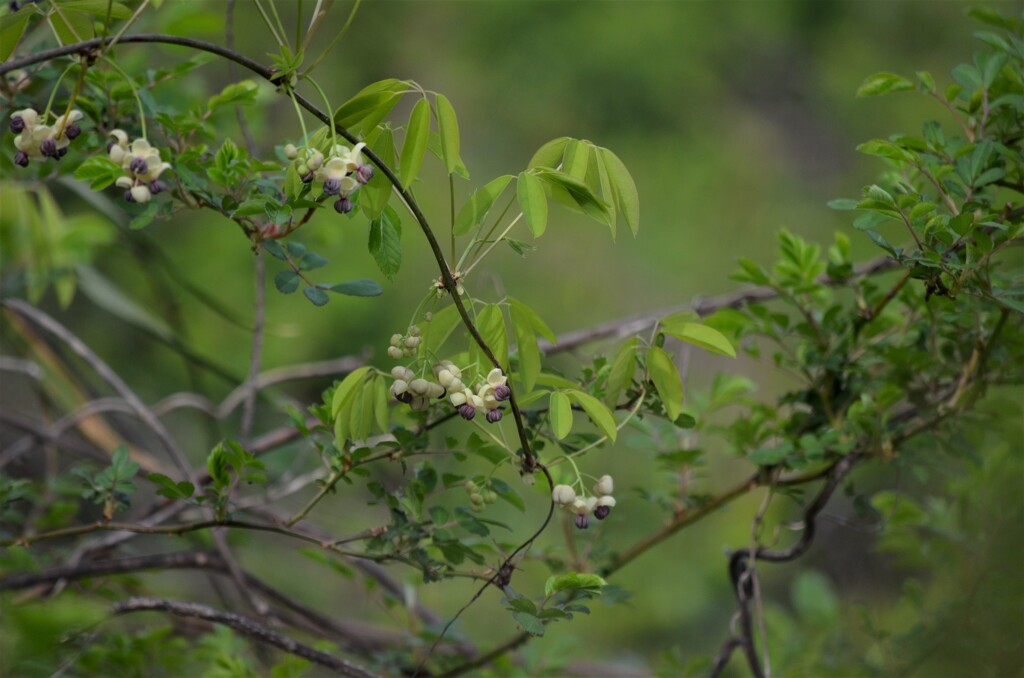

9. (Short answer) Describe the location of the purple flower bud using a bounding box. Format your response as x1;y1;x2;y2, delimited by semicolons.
301;171;314;184
458;404;476;421
357;164;374;184
150;180;167;195
395;391;413;404
334;197;353;214
494;384;511;401
594;505;611;520
9;115;25;134
56;146;67;159
39;138;57;157
486;408;503;424
64;123;81;140
13;151;29;167
129;157;148;175
575;513;589;530
124;190;136;203
323;177;341;195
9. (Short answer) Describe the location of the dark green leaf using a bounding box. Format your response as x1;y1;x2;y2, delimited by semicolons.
368;206;402;280
328;280;383;297
304;287;330;306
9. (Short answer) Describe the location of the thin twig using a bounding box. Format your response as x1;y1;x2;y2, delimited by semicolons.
240;251;266;446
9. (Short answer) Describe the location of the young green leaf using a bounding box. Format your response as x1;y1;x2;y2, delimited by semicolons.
361;127;395;220
528;137;570;169
453;175;513;235
506;298;557;344
328;280;383;297
660;322;737;358
517;172;548;238
567;390;617;442
513;612;545;637
605;337;637;406
333;79;408;132
545;572;607;597
646;346;684;421
331;366;372;418
400;98;430;188
856;72;915;97
562;139;590;180
598;147;639;237
510;302;541;393
549;391;573;440
372;377;389;433
435;94;462;175
474;303;508;369
419;303;461;355
368;205;402;280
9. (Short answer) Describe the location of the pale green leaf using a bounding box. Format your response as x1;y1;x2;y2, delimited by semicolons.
517;172;548;238
399;98;430;188
604;337;637;406
435;94;462;175
567;390;617;442
507;298;556;343
563;140;590;180
331;366;372;418
510;302;541;393
661;322;736;358
453;175;512;235
549;391;572;440
598;147;639;237
646;346;684;421
528;137;569;169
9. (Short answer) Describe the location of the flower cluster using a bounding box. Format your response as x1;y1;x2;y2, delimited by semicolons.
432;270;465;297
390;365;445;411
386;326;421;360
10;107;83;167
551;474;616;529
449;367;509;423
463;479;498;513
284;141;374;214
107;131;172;204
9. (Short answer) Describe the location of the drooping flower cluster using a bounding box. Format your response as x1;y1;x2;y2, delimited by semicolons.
10;108;83;167
386;326;421;360
284;141;374;215
390;365;445;411
449;368;510;422
551;474;617;529
107;131;172;204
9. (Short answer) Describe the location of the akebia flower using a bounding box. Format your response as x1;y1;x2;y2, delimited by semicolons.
552;484;577;506
11;108;83;166
108;131;172;204
312;143;369;209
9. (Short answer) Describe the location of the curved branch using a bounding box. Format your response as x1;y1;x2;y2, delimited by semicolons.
111;596;381;678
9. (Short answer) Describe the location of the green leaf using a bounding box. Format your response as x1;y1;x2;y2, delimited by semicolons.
544;572;607;597
274;270;300;294
646;346;684;421
598;147;639;236
333;79;408;133
748;441;794;466
207;81;259;112
331;367;372;419
435;94;462;175
562;139;590;180
567;390;617;442
232;198;270;218
60;0;131;18
303;287;329;306
453;175;513;235
361;127;395;220
328;279;383;297
517;172;548;238
420;304;462;355
50;8;92;44
528;137;570;169
1;5;40;62
605;337;637;406
368;205;402;280
513;612;545;636
372;377;389;433
534;167;610;224
507;298;557;343
827;198;858;211
73;157;123;190
549;391;573;440
661;322;736;358
856;72;915;97
298;252;329;271
399;98;430;188
509;302;541;393
474;303;508;369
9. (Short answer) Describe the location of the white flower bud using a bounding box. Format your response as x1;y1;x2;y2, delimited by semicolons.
593;475;614;497
392;379;409;395
387;346;404;360
391;366;407;380
409;378;430;395
551;484;576;505
427;382;445;398
450;391;468;407
284;143;298;159
390;333;403;347
404;336;421;349
438;369;454;388
130;185;152;203
596;495;616;508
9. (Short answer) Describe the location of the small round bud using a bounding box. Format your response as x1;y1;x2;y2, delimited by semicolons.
334;197;353;214
458;404;476;421
408;325;420;337
551;485;576;505
463;480;477;493
124;190;136;203
575;513;589;530
593;475;614;497
284;143;298;159
470;492;484;505
150;180;168;195
10;115;25;134
357;164;375;184
56;146;68;159
323;177;341;195
129;157;148;175
13;151;29;167
40;138;57;157
404;336;421;349
64;123;81;140
594;505;611;520
409;378;430;395
390;334;403;347
306;151;324;171
494;384;511;401
391;366;408;380
387;346;404;360
483;490;497;504
301;170;314;184
107;138;117;153
486;408;503;424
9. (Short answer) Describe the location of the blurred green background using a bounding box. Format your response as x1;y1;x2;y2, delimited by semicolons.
4;0;1023;675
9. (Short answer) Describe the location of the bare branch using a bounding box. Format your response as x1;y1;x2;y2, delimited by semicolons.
111;596;381;678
